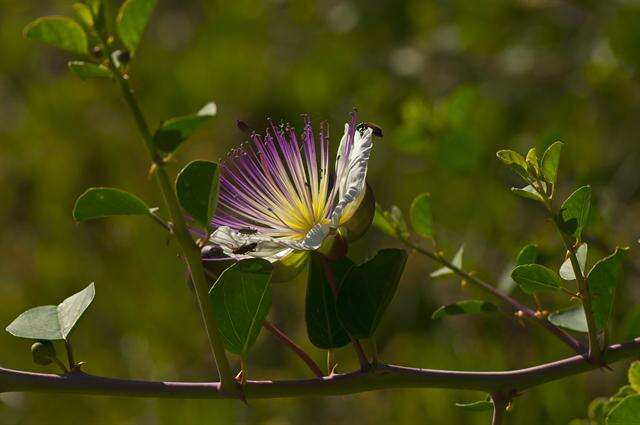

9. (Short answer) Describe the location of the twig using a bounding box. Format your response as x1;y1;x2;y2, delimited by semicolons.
402;240;585;355
263;320;324;378
1;338;638;399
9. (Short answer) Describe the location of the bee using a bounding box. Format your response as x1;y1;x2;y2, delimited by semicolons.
363;122;383;137
232;242;258;255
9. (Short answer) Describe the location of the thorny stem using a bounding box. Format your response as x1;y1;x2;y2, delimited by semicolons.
319;255;371;371
2;338;639;400
263;320;324;378
401;239;585;355
102;40;236;393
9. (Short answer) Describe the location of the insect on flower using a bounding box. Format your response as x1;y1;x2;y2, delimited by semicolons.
204;111;375;263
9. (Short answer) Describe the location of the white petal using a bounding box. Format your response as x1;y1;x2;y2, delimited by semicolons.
208;226;293;261
331;125;373;226
208;225;329;262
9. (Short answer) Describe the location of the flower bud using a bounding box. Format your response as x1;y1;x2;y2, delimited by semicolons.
31;341;56;366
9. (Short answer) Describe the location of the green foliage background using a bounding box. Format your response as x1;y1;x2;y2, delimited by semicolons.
1;0;640;423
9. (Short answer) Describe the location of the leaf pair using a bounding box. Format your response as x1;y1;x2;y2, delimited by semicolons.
6;284;95;341
306;249;408;349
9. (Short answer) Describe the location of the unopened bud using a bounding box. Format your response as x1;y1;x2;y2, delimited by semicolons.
31;341;56;366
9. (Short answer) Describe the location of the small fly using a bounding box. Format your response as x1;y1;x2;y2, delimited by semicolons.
238;227;258;235
232;242;258;255
362;122;383;137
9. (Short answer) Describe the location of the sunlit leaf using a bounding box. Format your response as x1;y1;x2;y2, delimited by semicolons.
629;361;640;393
209;259;273;355
432;300;498;320
588;247;629;330
541;141;563;185
153;102;217;153
511;185;544;202
496;149;529;179
72;3;94;29
430;245;464;278
410;192;433;239
606;394;640;425
116;0;157;54
175;160;219;229
336;249;407;339
24;16;88;55
516;244;538;266
6;283;95;340
511;264;562;294
73;187;149;221
560;186;591;241
559;243;588;281
548;305;588;333
305;253;352;349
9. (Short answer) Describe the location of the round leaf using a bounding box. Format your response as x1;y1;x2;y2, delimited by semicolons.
73;187;150;221
511;264;562;294
116;0;157;54
175;160;220;229
24;16;88;55
410;192;434;239
336;249;408;339
209;259;273;355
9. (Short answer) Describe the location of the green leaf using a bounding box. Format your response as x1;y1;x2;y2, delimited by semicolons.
24;16;88;55
560;243;588;280
68;61;112;80
548;305;588;333
6;283;95;340
430;245;464;278
336;249;408;339
116;0;157;54
455;400;494;412
373;204;397;237
525;147;540;175
72;3;94;29
305;253;352;349
628;361;640;393
516;244;538;266
606;394;640;425
175;160;220;229
496;149;529;179
153;102;217;153
541;141;563;185
511;185;544;202
560;186;591;241
410;192;433;238
588;247;629;330
208;259;273;355
511;264;562;294
73;187;149;221
432;300;498;320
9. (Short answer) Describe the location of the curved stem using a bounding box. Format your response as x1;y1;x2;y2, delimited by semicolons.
1;339;638;399
263;320;324;378
402;240;585;355
102;42;235;393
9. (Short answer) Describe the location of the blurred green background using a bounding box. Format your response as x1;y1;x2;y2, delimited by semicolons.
1;0;640;423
